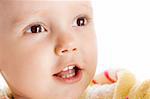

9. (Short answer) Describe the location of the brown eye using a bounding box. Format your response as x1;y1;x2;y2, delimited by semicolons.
26;24;47;33
73;17;88;27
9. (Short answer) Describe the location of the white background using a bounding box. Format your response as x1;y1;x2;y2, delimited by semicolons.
92;0;150;81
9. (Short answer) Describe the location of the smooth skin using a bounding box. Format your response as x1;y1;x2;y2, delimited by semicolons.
0;0;97;99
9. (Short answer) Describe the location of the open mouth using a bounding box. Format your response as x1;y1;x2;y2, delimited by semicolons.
53;65;83;84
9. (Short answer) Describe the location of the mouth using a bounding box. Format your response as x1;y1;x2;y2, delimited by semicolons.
53;64;83;84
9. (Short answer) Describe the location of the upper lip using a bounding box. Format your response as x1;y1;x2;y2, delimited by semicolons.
53;62;83;76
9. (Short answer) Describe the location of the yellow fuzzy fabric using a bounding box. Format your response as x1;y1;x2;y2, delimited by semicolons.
81;70;150;99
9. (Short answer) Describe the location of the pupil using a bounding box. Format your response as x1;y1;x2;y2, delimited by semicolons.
31;25;42;33
77;17;85;26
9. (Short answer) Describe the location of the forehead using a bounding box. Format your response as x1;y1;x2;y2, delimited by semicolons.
0;0;92;31
0;0;92;22
0;0;92;16
0;0;91;7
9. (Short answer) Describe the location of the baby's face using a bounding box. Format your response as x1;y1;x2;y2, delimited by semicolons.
0;0;97;99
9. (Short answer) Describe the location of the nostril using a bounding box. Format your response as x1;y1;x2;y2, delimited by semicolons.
55;47;78;56
61;49;68;53
72;48;77;51
61;48;77;53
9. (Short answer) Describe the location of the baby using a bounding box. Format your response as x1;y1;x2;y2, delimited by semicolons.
0;0;97;99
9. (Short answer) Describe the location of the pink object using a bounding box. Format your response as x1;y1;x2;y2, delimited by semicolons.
92;79;98;84
104;70;116;83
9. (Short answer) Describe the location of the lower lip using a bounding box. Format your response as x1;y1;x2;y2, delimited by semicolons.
53;70;83;84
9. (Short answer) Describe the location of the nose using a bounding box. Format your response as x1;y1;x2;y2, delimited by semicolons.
55;35;78;56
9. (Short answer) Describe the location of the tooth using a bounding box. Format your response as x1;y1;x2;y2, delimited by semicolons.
61;73;75;79
62;67;69;71
62;65;75;72
70;74;73;77
60;68;76;79
67;74;70;78
71;72;75;77
68;65;75;69
72;72;75;77
64;75;68;78
62;75;65;78
63;75;67;78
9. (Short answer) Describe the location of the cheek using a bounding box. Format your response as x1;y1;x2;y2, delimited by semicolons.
86;44;97;77
81;32;97;80
1;40;56;96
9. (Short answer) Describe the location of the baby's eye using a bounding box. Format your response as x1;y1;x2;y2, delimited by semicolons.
25;24;47;33
73;16;88;27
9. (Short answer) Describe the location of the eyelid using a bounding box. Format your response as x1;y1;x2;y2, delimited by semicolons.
23;22;48;33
